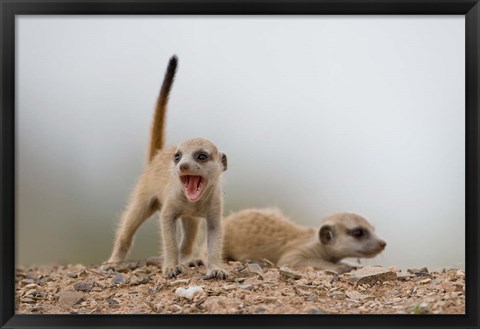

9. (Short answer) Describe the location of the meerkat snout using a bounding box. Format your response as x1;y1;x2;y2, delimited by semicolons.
179;163;190;172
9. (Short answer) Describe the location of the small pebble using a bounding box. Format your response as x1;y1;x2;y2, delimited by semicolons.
133;273;150;285
263;297;277;304
255;306;266;313
397;271;415;281
175;285;204;300
170;279;190;286
279;266;302;280
58;291;84;307
23;289;38;297
345;290;367;300
329;291;346;299
22;279;35;284
114;264;130;273
106;296;119;305
349;266;397;285
112;273;126;285
309;308;329;314
418;278;432;284
419;302;429;313
407;267;429;276
73;282;93;292
305;294;317;302
247;263;263;274
23;283;39;289
240;284;254;291
222;284;236;291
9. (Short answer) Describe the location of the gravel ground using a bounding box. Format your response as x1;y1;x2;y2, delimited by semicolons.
15;258;465;314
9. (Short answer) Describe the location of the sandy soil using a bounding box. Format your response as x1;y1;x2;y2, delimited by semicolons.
15;258;465;314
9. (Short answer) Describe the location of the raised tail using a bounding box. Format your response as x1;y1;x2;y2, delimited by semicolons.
148;55;178;162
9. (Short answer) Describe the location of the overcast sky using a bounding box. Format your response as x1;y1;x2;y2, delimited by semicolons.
16;16;464;270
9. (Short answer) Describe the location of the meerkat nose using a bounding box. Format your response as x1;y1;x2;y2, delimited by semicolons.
180;163;190;172
379;240;387;249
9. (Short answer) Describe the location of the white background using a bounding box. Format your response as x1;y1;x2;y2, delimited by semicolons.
16;16;465;270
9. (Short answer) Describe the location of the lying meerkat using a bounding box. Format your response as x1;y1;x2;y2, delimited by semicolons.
223;208;386;273
106;56;228;279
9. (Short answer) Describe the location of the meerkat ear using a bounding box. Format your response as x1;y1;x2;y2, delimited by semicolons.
319;225;334;244
220;153;227;171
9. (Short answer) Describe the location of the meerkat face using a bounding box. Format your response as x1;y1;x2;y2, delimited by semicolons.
318;213;386;261
173;138;227;202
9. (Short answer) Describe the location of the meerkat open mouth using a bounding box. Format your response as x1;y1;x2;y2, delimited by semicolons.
180;175;207;202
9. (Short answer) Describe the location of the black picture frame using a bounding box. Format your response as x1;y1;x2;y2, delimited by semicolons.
1;1;478;328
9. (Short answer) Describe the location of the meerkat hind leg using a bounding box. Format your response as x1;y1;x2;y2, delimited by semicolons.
107;194;159;264
179;216;204;267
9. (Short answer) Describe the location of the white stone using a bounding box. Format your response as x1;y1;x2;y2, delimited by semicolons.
175;285;204;300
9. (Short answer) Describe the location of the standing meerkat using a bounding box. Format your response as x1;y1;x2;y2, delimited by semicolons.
106;56;228;279
223;209;386;273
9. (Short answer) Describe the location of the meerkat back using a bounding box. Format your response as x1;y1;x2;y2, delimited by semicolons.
223;208;309;264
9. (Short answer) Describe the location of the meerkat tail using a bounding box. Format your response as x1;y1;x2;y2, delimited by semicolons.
148;55;178;162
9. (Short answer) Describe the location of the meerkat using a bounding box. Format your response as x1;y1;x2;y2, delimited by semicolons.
223;208;386;273
106;56;228;279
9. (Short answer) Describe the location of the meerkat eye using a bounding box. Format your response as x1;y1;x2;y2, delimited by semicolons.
350;228;365;238
174;152;182;162
197;153;209;161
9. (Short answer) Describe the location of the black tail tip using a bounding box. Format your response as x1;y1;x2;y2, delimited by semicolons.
169;55;178;67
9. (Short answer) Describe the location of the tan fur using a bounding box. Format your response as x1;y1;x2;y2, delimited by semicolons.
106;56;228;279
148;55;177;162
223;209;386;273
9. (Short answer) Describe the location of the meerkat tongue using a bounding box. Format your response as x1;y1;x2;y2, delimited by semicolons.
187;176;200;194
184;175;204;201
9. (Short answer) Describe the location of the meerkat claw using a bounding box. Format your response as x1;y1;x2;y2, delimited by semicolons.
164;265;183;278
203;269;229;280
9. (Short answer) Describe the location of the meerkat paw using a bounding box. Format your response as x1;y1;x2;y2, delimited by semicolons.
100;261;118;272
163;265;184;278
203;268;229;280
333;263;355;274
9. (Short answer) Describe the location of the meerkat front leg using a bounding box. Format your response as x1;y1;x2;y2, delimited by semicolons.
278;254;354;274
160;209;183;278
308;260;354;274
179;216;204;267
107;188;158;264
203;212;228;279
